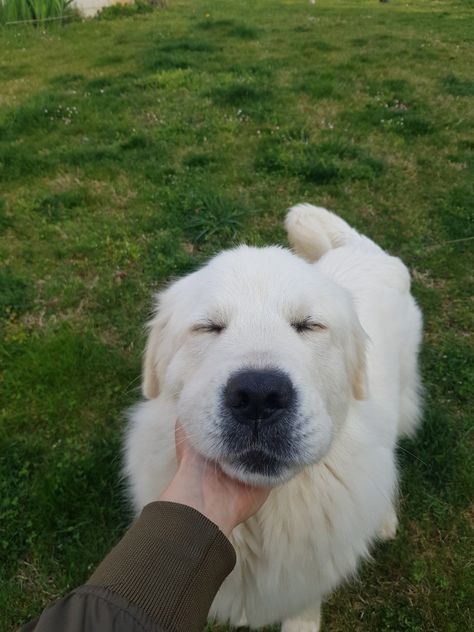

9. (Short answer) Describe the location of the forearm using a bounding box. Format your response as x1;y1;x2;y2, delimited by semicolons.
23;502;236;632
88;501;236;630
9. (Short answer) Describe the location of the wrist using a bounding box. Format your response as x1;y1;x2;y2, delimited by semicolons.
200;505;236;537
159;485;237;536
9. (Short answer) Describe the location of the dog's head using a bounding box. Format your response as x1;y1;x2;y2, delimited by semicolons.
143;246;366;485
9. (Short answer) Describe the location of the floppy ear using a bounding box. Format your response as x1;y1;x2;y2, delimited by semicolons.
141;274;196;399
347;318;368;401
142;314;165;400
142;287;173;400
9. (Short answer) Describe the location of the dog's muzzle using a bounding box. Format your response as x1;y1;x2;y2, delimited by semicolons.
220;369;298;480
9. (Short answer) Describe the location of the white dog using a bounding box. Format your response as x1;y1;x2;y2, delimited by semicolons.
125;204;422;631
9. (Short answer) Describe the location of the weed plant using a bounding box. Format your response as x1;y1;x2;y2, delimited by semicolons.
0;0;74;25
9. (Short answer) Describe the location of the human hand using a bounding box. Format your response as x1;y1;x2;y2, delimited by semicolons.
159;422;271;536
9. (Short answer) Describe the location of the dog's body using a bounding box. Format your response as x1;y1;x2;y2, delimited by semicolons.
125;204;422;630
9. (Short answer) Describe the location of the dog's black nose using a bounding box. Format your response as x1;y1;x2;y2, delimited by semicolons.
224;369;295;426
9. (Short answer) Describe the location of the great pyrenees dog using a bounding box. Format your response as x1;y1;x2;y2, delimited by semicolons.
125;204;422;631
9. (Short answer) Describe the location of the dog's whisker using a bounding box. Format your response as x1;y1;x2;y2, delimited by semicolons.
396;444;427;466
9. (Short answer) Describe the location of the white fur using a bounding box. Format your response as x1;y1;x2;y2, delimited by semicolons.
124;204;422;629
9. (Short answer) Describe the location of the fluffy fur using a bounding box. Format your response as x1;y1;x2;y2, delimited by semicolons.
124;204;422;630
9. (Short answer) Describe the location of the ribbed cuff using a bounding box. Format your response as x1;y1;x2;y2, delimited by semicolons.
87;502;236;632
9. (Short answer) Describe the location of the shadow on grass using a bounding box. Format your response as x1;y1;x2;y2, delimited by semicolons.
197;18;260;40
295;70;347;99
209;81;273;107
348;103;434;138
31;189;90;223
256;136;385;185
0;197;11;233
441;73;474;97
0;270;33;318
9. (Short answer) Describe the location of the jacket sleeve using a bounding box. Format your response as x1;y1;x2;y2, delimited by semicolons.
21;501;236;632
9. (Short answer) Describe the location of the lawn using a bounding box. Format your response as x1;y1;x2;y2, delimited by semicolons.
0;0;473;630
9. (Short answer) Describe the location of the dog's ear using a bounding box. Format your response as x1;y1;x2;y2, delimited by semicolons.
347;318;368;401
142;276;194;399
349;319;368;400
142;287;174;399
142;313;164;399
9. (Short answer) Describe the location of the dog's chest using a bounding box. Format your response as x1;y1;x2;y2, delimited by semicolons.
211;448;395;627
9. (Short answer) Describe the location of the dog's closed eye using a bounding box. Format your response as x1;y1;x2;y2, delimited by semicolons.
291;317;327;333
192;320;226;334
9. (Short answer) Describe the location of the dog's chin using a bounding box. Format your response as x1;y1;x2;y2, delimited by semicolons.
219;451;298;487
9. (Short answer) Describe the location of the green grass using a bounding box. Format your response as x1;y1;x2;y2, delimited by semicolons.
0;1;473;630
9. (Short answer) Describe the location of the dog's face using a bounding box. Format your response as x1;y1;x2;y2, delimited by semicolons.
143;246;366;485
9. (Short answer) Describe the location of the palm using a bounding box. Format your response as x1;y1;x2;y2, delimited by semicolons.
160;423;270;535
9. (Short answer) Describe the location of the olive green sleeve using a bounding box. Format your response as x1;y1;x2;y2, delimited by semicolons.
88;501;236;630
22;501;236;632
